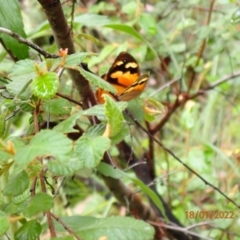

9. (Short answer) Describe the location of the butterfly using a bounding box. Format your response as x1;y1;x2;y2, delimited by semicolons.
96;52;149;103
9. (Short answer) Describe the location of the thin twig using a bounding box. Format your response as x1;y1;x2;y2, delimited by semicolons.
0;27;59;58
50;212;82;240
56;92;83;106
34;99;56;238
30;176;37;197
148;220;213;240
39;170;57;237
125;109;240;209
151;70;240;134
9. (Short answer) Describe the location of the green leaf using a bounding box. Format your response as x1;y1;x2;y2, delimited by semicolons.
8;59;35;81
64;52;96;67
124;99;144;123
77;67;117;94
74;135;111;168
7;59;35;98
51;237;74;240
15;130;72;165
104;95;124;137
0;211;9;236
3;170;29;196
0;151;12;164
110;124;130;144
82;101;127;119
31;72;59;100
0;115;5;138
76;33;103;46
43;98;72;116
129;177;167;221
0;0;29;59
48;157;84;176
23;193;53;217
15;220;42;240
54;216;155;240
98;162;167;221
104;24;158;59
97;162;122;179
53;112;83;133
139;13;157;35
74;14;110;27
231;8;240;23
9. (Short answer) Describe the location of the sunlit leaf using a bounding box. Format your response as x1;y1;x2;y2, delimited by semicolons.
31;72;59;100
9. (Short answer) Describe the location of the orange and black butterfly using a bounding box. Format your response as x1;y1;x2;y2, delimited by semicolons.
96;52;149;103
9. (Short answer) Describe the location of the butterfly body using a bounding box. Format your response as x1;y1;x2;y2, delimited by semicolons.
96;52;149;103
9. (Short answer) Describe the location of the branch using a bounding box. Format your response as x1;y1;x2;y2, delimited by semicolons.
37;0;96;109
50;212;82;240
126;109;240;209
0;27;58;58
117;141;196;240
151;70;240;134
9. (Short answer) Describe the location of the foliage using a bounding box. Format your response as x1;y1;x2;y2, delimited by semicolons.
0;0;240;239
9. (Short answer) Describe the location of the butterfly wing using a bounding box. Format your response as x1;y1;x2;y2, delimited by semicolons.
119;73;149;101
96;52;148;103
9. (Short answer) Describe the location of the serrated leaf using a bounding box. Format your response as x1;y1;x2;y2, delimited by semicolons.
7;59;35;98
23;193;53;217
0;211;9;236
8;59;35;80
104;95;124;137
43;98;72;116
53;112;83;133
48;157;84;176
15;220;42;240
76;67;117;94
82;101;127;119
3;170;29;196
0;0;29;59
31;72;59;100
84;124;105;138
74;135;111;168
15;130;72;165
54;216;154;240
